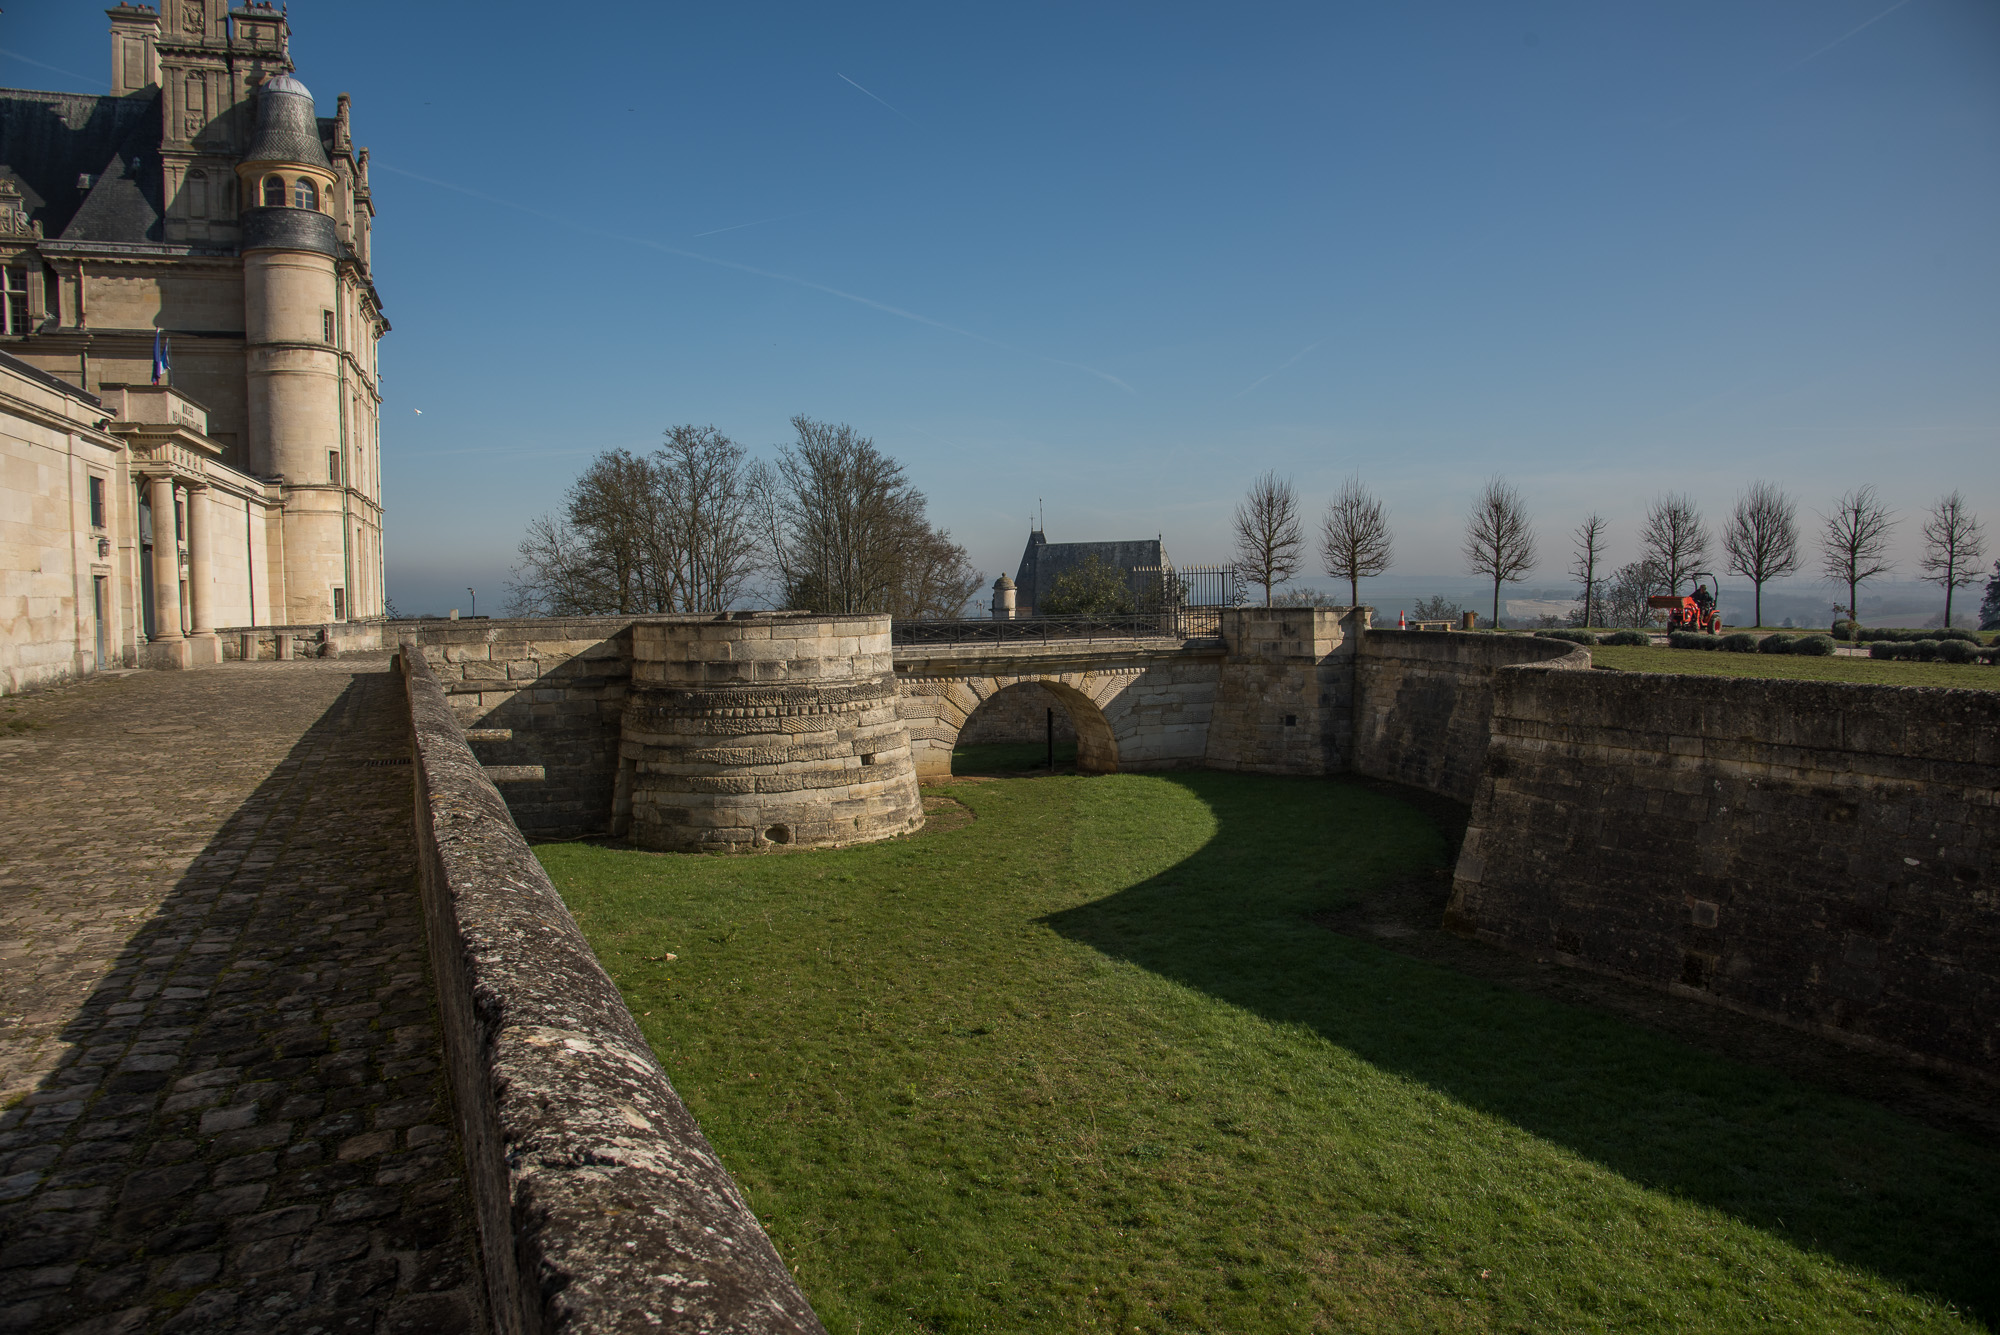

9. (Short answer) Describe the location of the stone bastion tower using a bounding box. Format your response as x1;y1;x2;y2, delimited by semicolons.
0;2;388;627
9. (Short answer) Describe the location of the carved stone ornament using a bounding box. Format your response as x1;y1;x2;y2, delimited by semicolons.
182;2;204;33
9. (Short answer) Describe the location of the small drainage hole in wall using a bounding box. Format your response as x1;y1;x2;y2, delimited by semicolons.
766;825;792;845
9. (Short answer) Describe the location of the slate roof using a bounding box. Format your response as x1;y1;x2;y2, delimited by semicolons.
0;88;162;242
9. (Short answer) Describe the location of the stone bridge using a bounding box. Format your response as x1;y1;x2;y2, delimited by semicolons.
893;638;1218;775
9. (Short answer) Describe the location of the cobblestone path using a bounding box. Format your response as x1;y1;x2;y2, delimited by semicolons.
0;658;483;1334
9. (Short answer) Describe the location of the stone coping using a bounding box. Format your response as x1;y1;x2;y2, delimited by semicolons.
893;637;1218;668
397;650;827;1334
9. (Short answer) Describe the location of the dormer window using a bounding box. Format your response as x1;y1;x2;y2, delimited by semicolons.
293;178;319;211
261;174;285;208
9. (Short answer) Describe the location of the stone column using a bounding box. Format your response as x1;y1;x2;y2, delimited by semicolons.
186;486;215;638
147;475;183;644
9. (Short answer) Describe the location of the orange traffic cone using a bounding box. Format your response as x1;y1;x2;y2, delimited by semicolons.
1399;610;1407;629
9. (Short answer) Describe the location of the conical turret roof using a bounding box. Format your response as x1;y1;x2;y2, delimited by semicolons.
244;75;331;169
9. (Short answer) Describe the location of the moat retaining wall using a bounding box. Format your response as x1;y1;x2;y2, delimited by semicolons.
398;618;634;839
399;649;826;1334
1447;669;2000;1080
1352;628;1589;801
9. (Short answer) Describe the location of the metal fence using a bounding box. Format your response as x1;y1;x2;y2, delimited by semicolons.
892;609;1224;647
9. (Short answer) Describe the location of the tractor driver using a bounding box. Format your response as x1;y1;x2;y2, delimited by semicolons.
1692;582;1715;615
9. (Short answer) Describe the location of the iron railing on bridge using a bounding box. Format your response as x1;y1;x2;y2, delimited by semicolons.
892;608;1225;647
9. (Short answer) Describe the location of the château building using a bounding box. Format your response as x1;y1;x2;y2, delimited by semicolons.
0;2;385;691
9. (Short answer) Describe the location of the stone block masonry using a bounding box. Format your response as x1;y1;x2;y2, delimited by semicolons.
400;649;825;1332
955;682;1078;745
1353;629;1588;801
621;613;924;852
400;617;636;840
1203;607;1365;775
1448;669;2000;1081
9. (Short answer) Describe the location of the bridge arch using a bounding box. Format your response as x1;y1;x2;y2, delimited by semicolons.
955;678;1119;773
900;665;1145;777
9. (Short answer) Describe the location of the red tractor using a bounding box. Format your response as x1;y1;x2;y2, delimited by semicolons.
1648;571;1723;634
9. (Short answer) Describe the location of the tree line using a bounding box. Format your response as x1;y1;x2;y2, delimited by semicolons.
1229;474;1992;630
506;417;982;620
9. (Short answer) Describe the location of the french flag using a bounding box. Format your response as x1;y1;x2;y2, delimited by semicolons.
151;328;171;385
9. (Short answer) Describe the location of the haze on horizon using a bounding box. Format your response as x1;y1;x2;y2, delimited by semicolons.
9;0;1997;619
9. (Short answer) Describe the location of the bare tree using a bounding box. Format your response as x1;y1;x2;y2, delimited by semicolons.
506;513;600;616
1918;490;1986;629
507;449;657;615
1568;514;1607;629
1722;480;1800;629
1232;471;1304;607
507;430;763;617
648;425;759;613
1604;558;1667;628
750;416;980;618
1640;493;1710;595
1818;485;1897;623
1318;475;1393;608
1462;477;1538;628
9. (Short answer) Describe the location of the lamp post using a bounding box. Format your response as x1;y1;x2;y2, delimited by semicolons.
468;587;475;618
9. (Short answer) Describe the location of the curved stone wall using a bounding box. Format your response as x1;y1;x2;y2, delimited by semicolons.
622;612;923;852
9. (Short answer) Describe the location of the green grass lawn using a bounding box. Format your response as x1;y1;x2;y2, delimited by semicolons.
951;739;1079;773
539;773;1998;1334
1591;643;2000;689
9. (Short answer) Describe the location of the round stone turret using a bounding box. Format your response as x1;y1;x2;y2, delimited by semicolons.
991;575;1016;621
620;613;923;852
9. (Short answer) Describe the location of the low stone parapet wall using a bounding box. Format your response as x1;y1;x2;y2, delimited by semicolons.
218;619;389;660
398;648;827;1334
1352;629;1587;801
1448;669;2000;1081
398;618;635;838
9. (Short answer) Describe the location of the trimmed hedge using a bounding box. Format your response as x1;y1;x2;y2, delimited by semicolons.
1757;634;1795;654
1667;631;1720;650
1720;632;1760;653
1602;630;1651;647
1853;626;1979;644
1534;629;1599;646
1792;635;1836;657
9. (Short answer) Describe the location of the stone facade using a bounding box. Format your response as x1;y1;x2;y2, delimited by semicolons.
0;352;290;690
621;613;923;852
1448;669;2000;1080
0;4;388;649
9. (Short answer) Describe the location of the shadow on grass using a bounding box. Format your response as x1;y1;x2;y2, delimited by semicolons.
950;740;1078;775
1042;771;1999;1325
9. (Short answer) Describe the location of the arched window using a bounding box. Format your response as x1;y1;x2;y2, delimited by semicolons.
260;174;285;208
293;178;319;211
186;168;208;219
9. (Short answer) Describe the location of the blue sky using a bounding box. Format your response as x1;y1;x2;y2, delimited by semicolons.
8;0;1998;617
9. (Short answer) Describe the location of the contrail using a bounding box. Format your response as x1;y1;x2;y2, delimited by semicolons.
837;72;920;127
1788;0;1916;71
376;164;1133;396
0;48;98;85
691;210;818;239
1232;340;1323;399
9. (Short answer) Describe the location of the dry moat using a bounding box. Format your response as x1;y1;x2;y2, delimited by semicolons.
541;748;1999;1335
